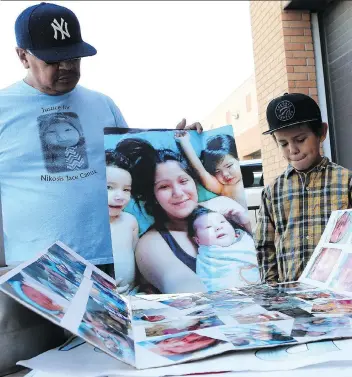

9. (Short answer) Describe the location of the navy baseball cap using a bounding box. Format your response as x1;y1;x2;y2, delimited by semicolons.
263;93;322;135
15;2;97;63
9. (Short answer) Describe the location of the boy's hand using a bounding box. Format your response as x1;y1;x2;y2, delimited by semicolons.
174;130;191;144
176;118;203;134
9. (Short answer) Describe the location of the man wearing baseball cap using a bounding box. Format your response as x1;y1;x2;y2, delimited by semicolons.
255;92;352;284
0;3;200;273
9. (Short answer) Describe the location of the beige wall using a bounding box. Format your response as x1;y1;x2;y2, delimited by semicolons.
202;75;261;160
250;1;318;183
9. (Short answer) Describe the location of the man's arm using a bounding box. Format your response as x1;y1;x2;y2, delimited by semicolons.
255;188;279;284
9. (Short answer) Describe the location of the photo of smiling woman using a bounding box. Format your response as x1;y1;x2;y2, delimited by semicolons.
104;126;256;294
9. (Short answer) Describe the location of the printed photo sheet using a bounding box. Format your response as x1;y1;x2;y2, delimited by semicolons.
300;209;352;297
2;237;352;369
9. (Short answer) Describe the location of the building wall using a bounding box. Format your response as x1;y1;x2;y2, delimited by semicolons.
202;75;261;160
250;1;319;183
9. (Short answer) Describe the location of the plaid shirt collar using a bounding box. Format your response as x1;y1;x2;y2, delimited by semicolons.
284;156;329;179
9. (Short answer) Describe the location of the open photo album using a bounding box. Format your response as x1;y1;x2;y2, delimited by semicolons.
0;210;352;369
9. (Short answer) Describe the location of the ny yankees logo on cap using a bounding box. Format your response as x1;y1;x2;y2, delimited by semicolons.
275;100;295;122
51;18;71;40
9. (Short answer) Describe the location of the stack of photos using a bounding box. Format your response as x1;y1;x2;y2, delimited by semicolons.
300;209;352;298
103;125;260;295
1;236;352;369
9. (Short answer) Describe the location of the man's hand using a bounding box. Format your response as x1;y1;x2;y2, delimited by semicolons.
176;118;203;134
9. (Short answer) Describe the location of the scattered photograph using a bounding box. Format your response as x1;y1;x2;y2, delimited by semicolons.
291;316;352;338
222;323;296;349
203;288;246;302
160;294;209;310
186;306;216;317
37;252;83;287
132;308;177;323
312;299;352;314
234;311;291;325
0;271;68;322
137;332;229;362
306;247;342;283
82;296;131;337
91;270;117;290
255;296;309;311
90;282;130;324
288;290;347;302
330;253;352;293
277;307;314;318
327;211;352;244
145;316;224;337
211;300;256;315
47;243;87;275
239;284;275;297
77;321;135;364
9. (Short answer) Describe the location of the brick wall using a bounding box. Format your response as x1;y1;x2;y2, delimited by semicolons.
250;1;319;184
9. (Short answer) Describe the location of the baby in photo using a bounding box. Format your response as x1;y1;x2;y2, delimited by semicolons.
105;149;139;292
188;206;260;291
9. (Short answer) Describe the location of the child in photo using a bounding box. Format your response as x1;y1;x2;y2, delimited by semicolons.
330;254;352;292
138;332;227;362
38;112;88;173
291;317;350;338
234;311;290;325
312;299;352;314
306;247;342;282
176;131;247;209
256;93;352;284
188;206;260;291
328;211;352;244
105;149;139;292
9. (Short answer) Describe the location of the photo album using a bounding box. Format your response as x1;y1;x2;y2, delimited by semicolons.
0;210;352;369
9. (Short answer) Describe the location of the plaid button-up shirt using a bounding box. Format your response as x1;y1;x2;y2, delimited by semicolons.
255;157;352;283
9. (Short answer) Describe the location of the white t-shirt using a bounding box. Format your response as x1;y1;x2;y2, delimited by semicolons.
0;81;127;264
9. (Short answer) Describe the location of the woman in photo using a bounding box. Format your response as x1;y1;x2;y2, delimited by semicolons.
116;138;252;294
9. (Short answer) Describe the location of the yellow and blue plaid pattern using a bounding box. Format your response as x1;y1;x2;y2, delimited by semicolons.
255;157;352;283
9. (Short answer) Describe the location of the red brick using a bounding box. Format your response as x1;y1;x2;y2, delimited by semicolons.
286;66;294;73
292;50;314;58
294;66;315;72
285;51;294;58
290;36;312;43
305;43;314;50
285;42;305;51
283;28;304;36
307;58;316;66
309;72;317;80
288;73;308;80
296;80;317;88
288;81;296;88
282;12;302;21
304;29;312;36
289;87;309;95
309;87;318;95
286;58;306;65
302;13;311;21
283;20;311;28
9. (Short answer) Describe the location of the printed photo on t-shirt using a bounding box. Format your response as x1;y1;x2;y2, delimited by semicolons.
37;112;89;173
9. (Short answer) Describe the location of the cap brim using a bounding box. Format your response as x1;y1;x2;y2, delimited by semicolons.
262;118;320;135
30;41;97;63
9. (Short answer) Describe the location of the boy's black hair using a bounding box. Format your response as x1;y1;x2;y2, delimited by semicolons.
200;134;238;176
272;120;325;142
105;149;132;172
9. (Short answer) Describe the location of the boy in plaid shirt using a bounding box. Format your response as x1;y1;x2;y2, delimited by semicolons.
256;93;352;283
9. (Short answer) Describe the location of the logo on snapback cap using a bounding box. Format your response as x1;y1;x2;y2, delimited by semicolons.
51;18;70;40
275;100;295;122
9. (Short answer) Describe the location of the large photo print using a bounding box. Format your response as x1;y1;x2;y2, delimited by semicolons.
104;126;260;294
